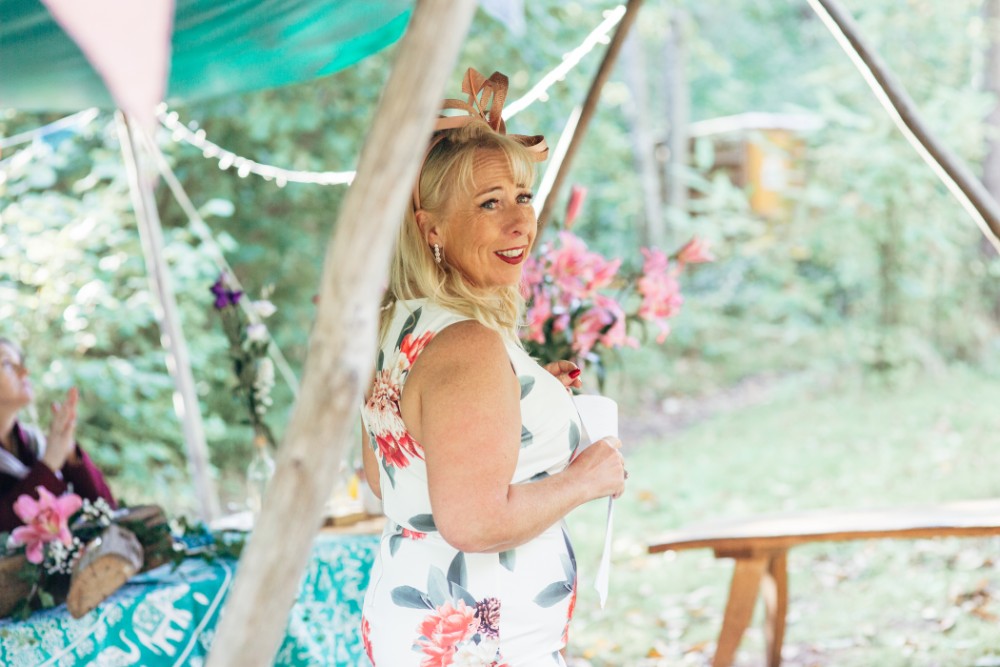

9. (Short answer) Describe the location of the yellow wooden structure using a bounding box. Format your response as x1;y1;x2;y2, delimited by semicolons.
689;112;822;219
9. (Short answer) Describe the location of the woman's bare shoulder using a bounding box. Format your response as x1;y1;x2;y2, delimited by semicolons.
412;320;511;386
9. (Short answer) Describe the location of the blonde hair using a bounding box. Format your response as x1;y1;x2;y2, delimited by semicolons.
379;121;537;345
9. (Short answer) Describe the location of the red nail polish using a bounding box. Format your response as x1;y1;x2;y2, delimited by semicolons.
569;369;581;379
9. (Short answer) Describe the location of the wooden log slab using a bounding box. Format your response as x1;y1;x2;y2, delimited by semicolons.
0;553;32;618
67;524;144;618
117;504;173;571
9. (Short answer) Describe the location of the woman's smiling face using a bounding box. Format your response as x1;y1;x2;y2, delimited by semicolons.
425;149;536;289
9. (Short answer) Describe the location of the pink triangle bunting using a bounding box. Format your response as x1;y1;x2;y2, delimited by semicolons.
41;0;175;134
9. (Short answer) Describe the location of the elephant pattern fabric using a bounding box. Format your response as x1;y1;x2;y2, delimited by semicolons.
360;299;583;667
0;535;378;667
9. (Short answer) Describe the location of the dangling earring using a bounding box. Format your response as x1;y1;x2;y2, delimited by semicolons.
433;244;442;265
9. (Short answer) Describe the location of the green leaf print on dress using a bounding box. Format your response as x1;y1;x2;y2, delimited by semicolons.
409;513;437;532
519;375;535;399
395;307;422;350
568;420;580;452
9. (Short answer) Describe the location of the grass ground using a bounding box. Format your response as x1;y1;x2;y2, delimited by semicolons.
565;365;1000;666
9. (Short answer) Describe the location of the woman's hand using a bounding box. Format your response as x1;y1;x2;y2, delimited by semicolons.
566;436;626;500
543;360;582;391
41;387;79;471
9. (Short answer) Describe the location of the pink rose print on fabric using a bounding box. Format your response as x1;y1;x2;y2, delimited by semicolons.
366;369;424;469
362;615;374;665
415;600;477;667
364;330;436;471
562;579;578;645
400;331;435;367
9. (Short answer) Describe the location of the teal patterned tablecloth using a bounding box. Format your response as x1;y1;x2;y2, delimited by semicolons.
0;532;378;667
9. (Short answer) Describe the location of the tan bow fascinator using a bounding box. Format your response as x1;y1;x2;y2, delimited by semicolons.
412;67;548;211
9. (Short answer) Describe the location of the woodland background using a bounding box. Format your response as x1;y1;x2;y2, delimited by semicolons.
3;4;1000;662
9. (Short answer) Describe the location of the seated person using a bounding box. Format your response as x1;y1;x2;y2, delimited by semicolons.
0;337;115;532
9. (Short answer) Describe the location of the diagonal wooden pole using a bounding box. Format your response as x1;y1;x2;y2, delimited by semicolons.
536;0;645;236
808;0;1000;254
205;1;476;664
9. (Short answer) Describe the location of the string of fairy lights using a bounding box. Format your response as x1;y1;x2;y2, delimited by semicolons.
158;4;625;187
2;5;626;393
2;5;624;187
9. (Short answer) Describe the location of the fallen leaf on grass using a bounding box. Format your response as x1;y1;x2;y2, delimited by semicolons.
971;607;998;622
683;640;711;654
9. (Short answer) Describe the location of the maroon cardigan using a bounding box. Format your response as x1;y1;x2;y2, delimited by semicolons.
0;422;116;532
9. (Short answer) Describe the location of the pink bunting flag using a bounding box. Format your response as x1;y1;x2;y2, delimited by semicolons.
41;0;175;135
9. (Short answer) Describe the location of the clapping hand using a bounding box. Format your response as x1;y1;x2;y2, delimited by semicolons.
41;387;79;471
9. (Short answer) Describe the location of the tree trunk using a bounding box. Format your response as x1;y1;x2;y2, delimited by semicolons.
983;0;1000;198
662;10;689;243
204;1;476;665
537;0;646;234
622;32;665;247
981;0;1000;319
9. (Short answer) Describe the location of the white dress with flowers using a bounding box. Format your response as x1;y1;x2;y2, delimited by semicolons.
360;299;583;667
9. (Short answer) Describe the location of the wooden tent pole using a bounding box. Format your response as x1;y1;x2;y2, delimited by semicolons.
808;0;1000;253
205;1;476;665
536;0;645;235
115;113;220;523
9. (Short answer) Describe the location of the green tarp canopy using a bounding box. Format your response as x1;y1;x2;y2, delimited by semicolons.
0;0;412;110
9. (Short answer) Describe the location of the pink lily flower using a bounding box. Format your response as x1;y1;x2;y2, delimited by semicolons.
564;185;588;230
676;236;716;265
10;487;82;564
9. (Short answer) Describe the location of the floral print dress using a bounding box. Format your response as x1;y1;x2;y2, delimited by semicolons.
360;299;583;667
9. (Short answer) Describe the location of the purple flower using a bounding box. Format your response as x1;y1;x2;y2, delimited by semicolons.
210;275;243;310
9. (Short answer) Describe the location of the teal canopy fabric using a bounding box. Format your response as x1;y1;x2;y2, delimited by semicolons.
0;0;413;111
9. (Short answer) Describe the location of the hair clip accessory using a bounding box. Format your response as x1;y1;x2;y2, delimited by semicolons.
412;68;548;211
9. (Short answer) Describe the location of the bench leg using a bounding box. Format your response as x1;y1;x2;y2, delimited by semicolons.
712;556;767;667
761;551;788;667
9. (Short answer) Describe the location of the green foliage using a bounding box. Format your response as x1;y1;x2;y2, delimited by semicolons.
3;0;1000;513
570;366;1000;666
603;0;1000;396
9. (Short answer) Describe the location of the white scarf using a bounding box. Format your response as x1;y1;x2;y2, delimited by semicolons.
0;425;47;480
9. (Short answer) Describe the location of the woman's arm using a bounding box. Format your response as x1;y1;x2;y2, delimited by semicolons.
61;445;116;508
403;321;624;553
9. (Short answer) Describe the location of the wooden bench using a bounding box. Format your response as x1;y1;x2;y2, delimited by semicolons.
647;499;1000;667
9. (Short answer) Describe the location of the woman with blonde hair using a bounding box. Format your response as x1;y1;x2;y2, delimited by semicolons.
360;69;626;667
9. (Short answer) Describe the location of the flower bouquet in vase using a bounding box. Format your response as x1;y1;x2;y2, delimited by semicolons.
210;273;279;516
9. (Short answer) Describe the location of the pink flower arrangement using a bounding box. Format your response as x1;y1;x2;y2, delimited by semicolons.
10;487;82;564
520;231;713;373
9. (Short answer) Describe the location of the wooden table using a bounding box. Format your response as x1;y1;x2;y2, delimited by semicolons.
648;499;1000;667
